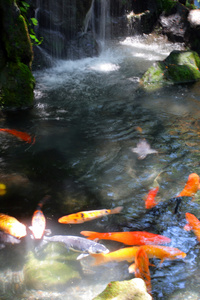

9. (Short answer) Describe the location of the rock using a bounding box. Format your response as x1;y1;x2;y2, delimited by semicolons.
23;243;81;290
141;50;200;90
0;0;35;109
158;2;190;43
93;278;152;300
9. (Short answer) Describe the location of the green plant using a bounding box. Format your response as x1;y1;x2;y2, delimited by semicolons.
156;0;176;12
17;0;43;45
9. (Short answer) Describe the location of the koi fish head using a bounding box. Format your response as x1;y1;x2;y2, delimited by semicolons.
30;210;46;239
10;222;27;239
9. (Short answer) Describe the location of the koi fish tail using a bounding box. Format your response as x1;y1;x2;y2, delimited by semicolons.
128;262;136;273
37;195;51;209
80;231;99;240
110;206;123;214
90;253;106;266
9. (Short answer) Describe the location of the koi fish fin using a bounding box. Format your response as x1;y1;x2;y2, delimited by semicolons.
93;238;100;242
128;262;136;273
80;231;99;240
184;223;192;231
37;195;51;209
29;226;33;234
0;244;5;250
149;262;155;267
44;229;51;236
110;206;123;214
90;253;105;266
76;253;89;260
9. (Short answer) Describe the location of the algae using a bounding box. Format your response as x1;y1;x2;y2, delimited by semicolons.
93;278;152;300
23;243;81;291
141;50;200;90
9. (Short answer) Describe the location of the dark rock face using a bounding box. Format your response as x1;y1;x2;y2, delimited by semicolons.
0;0;35;110
159;2;190;43
187;9;200;55
31;0;98;60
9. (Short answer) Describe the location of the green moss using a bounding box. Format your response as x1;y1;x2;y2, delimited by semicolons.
141;62;166;85
0;61;35;109
5;14;33;66
155;0;176;13
167;64;200;82
94;278;150;300
23;246;81;291
0;0;35;109
141;51;200;90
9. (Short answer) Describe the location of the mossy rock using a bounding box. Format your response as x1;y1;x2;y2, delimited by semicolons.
23;243;81;291
141;50;200;90
164;50;200;69
0;61;35;109
0;0;33;66
93;278;152;300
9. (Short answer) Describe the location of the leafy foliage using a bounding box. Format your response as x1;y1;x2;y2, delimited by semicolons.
17;0;43;45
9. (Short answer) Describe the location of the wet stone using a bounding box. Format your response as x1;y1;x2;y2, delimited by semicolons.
23;243;81;291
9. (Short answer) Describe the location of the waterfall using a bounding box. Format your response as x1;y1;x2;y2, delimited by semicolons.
31;0;122;66
83;0;111;51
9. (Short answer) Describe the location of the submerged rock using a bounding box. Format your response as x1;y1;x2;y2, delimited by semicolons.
93;278;152;300
141;50;200;90
23;243;81;290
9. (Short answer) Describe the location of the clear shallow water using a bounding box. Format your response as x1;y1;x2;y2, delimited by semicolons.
1;35;200;299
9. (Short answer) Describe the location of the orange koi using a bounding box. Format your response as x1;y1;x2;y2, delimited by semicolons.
80;230;171;245
177;173;200;198
90;245;186;266
0;213;26;238
141;245;186;264
144;186;159;209
184;212;200;242
29;196;49;239
131;247;152;297
0;128;35;144
58;206;123;224
135;126;143;133
90;246;139;266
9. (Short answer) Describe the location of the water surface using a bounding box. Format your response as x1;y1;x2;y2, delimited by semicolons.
1;35;200;299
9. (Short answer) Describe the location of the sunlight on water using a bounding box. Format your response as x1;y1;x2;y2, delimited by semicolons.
89;62;120;72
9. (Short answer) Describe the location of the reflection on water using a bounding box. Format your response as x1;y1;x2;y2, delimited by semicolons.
0;36;200;299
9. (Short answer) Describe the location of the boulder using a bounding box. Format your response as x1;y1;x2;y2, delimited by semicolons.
23;243;81;290
93;278;152;300
141;50;200;90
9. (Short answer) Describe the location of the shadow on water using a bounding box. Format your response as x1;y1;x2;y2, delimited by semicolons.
1;37;200;299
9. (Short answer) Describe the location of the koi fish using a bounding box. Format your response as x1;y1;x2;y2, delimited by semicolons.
131;139;158;159
184;212;200;242
135;126;143;133
0;128;35;144
0;183;6;196
130;247;152;297
177;173;200;198
0;213;26;238
141;245;186;264
90;245;186;266
37;235;109;259
144;186;159;209
58;206;123;224
90;246;140;266
80;230;171;245
29;196;50;240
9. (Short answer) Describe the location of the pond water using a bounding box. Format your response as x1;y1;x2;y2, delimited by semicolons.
1;35;200;299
